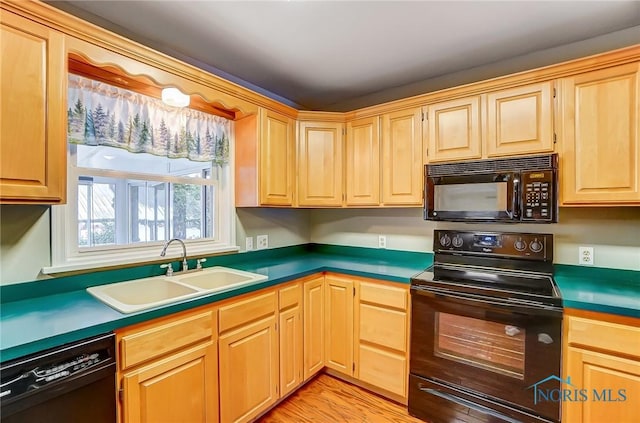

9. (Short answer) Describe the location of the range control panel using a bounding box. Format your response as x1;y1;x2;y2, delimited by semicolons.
521;170;555;221
434;230;554;261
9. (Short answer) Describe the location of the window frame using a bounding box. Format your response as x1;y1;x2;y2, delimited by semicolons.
46;132;237;275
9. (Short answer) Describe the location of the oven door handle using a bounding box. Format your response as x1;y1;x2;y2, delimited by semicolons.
418;385;521;423
410;285;562;314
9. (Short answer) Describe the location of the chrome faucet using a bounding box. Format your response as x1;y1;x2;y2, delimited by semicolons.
160;238;188;272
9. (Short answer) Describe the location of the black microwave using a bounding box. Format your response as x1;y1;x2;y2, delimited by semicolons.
424;154;558;223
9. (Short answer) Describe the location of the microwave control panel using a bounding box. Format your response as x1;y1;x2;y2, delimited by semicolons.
521;170;555;222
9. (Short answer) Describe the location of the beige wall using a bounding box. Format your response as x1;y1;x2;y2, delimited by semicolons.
235;208;310;251
1;205;638;285
0;205;311;285
0;206;52;285
310;207;640;271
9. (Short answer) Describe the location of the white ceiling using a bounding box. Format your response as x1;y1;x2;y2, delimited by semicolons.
49;1;640;111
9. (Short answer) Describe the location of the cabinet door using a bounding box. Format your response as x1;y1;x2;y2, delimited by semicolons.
0;12;66;203
426;96;482;162
486;82;554;157
381;108;423;205
279;305;303;397
563;347;640;423
345;117;380;206
303;276;325;380
219;317;279;423
324;275;354;376
260;109;294;205
298;121;344;206
122;341;218;423
560;62;640;204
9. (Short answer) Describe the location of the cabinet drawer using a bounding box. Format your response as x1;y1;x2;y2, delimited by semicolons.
219;290;276;333
567;316;640;360
358;344;407;397
359;304;407;351
359;281;407;309
279;283;301;311
119;310;215;370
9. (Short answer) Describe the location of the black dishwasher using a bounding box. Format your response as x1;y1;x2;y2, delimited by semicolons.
1;332;116;423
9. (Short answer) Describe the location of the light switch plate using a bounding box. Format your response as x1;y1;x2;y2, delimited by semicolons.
245;237;253;251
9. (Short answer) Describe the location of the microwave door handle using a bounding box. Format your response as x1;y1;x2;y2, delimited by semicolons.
512;177;520;219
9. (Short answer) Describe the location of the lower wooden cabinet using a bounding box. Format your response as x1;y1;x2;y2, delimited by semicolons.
563;310;640;423
355;281;409;399
115;274;412;422
218;291;278;423
323;273;410;401
116;307;218;423
122;341;218;423
278;282;303;397
324;275;354;375
303;275;325;380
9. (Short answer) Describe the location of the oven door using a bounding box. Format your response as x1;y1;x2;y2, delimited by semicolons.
410;285;561;422
425;172;520;222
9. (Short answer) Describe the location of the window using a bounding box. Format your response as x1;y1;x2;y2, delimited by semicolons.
47;75;237;273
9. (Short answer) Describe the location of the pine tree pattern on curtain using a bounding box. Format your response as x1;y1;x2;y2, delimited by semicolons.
67;74;230;165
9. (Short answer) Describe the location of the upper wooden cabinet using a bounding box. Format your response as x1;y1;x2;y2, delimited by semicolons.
236;108;295;207
559;62;640;205
485;81;555;157
345;117;380;206
425;96;482;162
297;121;344;207
425;82;555;164
381;108;423;205
0;11;66;204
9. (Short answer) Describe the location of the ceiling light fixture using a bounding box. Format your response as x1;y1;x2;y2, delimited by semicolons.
161;87;190;108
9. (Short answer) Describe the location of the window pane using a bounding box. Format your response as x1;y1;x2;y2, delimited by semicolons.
78;179;116;247
78;184;89;247
128;181;167;243
76;144;213;179
77;175;214;249
171;183;209;240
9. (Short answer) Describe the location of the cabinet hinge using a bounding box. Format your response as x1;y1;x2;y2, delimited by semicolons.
553;133;557;144
352;362;355;372
422;112;426;121
353;287;356;297
553;88;556;98
118;387;124;403
276;385;279;394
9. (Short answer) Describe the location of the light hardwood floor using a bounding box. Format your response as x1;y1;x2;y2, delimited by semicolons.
259;374;423;422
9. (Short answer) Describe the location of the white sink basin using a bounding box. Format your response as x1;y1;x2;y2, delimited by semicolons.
168;266;268;291
87;267;267;314
87;277;204;314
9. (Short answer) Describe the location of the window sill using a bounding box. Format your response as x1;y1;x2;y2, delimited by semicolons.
42;244;240;275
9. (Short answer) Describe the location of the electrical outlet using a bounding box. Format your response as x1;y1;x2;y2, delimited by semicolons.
256;234;269;250
378;235;387;249
579;246;594;266
245;237;253;251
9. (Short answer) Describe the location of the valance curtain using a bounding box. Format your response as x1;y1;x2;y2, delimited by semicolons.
67;74;231;164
